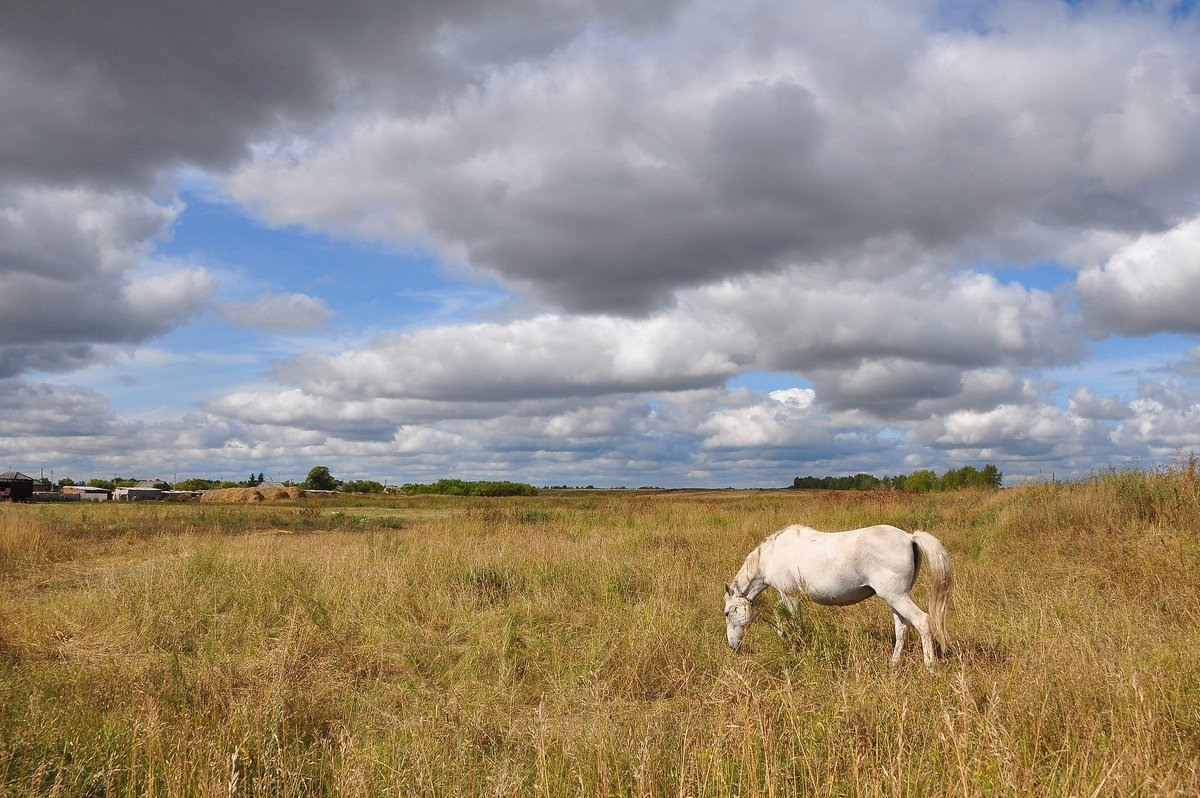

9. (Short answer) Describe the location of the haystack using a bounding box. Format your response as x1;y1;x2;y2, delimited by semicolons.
199;486;305;503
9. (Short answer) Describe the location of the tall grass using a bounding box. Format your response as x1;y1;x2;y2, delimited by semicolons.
1;471;1198;796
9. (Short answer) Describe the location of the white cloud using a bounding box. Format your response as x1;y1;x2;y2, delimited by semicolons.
930;404;1083;452
217;292;332;332
1077;216;1200;336
699;388;825;449
267;312;751;403
1111;380;1200;453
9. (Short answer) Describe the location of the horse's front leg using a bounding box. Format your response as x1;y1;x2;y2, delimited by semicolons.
775;594;801;645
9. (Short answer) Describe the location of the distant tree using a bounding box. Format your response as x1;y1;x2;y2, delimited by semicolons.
981;464;1003;488
903;469;939;492
303;466;339;491
851;473;881;490
342;479;385;494
58;477;76;488
792;464;1002;492
401;479;538;497
176;478;223;491
257;472;265;485
792;473;882;491
940;467;965;491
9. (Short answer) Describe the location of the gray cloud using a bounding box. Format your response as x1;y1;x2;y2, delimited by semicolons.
1069;386;1132;421
0;188;216;377
0;345;99;380
0;0;682;189
228;1;1200;314
0;380;153;476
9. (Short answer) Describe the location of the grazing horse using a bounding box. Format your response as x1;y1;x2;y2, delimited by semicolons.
723;524;953;666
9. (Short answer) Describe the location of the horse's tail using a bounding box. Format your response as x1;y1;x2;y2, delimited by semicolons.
911;529;954;655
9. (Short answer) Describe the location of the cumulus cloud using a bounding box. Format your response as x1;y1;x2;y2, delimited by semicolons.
267;312;751;403
227;2;1200;314
1111;380;1200;453
1069;386;1132;421
0;380;133;440
0;0;682;188
217;292;331;332
219;267;1078;431
928;404;1085;456
0;188;216;377
1077;216;1200;336
699;388;825;449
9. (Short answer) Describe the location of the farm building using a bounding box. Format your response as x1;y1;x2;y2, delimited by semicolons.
113;484;163;501
62;485;112;501
0;472;35;502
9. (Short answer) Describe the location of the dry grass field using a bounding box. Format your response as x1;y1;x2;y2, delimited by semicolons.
1;467;1198;796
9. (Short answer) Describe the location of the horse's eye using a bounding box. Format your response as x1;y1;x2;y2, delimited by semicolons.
724;610;730;617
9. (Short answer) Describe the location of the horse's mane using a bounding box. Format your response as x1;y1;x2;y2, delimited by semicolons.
733;536;774;596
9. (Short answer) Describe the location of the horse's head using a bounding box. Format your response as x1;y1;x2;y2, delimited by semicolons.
723;583;753;651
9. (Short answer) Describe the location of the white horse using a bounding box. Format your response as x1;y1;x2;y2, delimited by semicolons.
723;524;953;666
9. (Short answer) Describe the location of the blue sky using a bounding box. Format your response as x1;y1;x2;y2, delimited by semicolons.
4;0;1200;487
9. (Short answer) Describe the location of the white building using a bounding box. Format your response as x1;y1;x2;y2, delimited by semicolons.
62;485;111;501
113;483;163;501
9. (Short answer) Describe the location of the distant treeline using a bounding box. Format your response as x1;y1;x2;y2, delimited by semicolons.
792;464;1002;492
401;479;539;497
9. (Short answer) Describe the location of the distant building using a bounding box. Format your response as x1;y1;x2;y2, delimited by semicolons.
0;471;35;502
62;485;112;502
113;485;163;501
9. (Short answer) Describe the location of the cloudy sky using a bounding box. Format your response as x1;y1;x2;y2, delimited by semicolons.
4;0;1200;488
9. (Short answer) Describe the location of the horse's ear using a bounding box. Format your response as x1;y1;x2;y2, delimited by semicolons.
724;582;734;596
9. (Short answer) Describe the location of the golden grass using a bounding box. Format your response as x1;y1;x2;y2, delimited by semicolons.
1;473;1198;796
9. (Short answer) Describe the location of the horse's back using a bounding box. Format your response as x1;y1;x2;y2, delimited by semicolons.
767;524;918;602
778;523;909;552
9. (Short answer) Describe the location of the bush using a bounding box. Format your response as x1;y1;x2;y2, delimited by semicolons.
402;479;538;497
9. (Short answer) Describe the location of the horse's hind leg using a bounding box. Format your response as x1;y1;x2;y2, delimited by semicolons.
883;594;934;667
890;611;909;665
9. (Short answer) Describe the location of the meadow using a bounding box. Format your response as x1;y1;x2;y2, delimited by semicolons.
1;468;1198;796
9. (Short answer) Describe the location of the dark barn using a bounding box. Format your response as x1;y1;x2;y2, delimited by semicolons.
0;471;35;502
